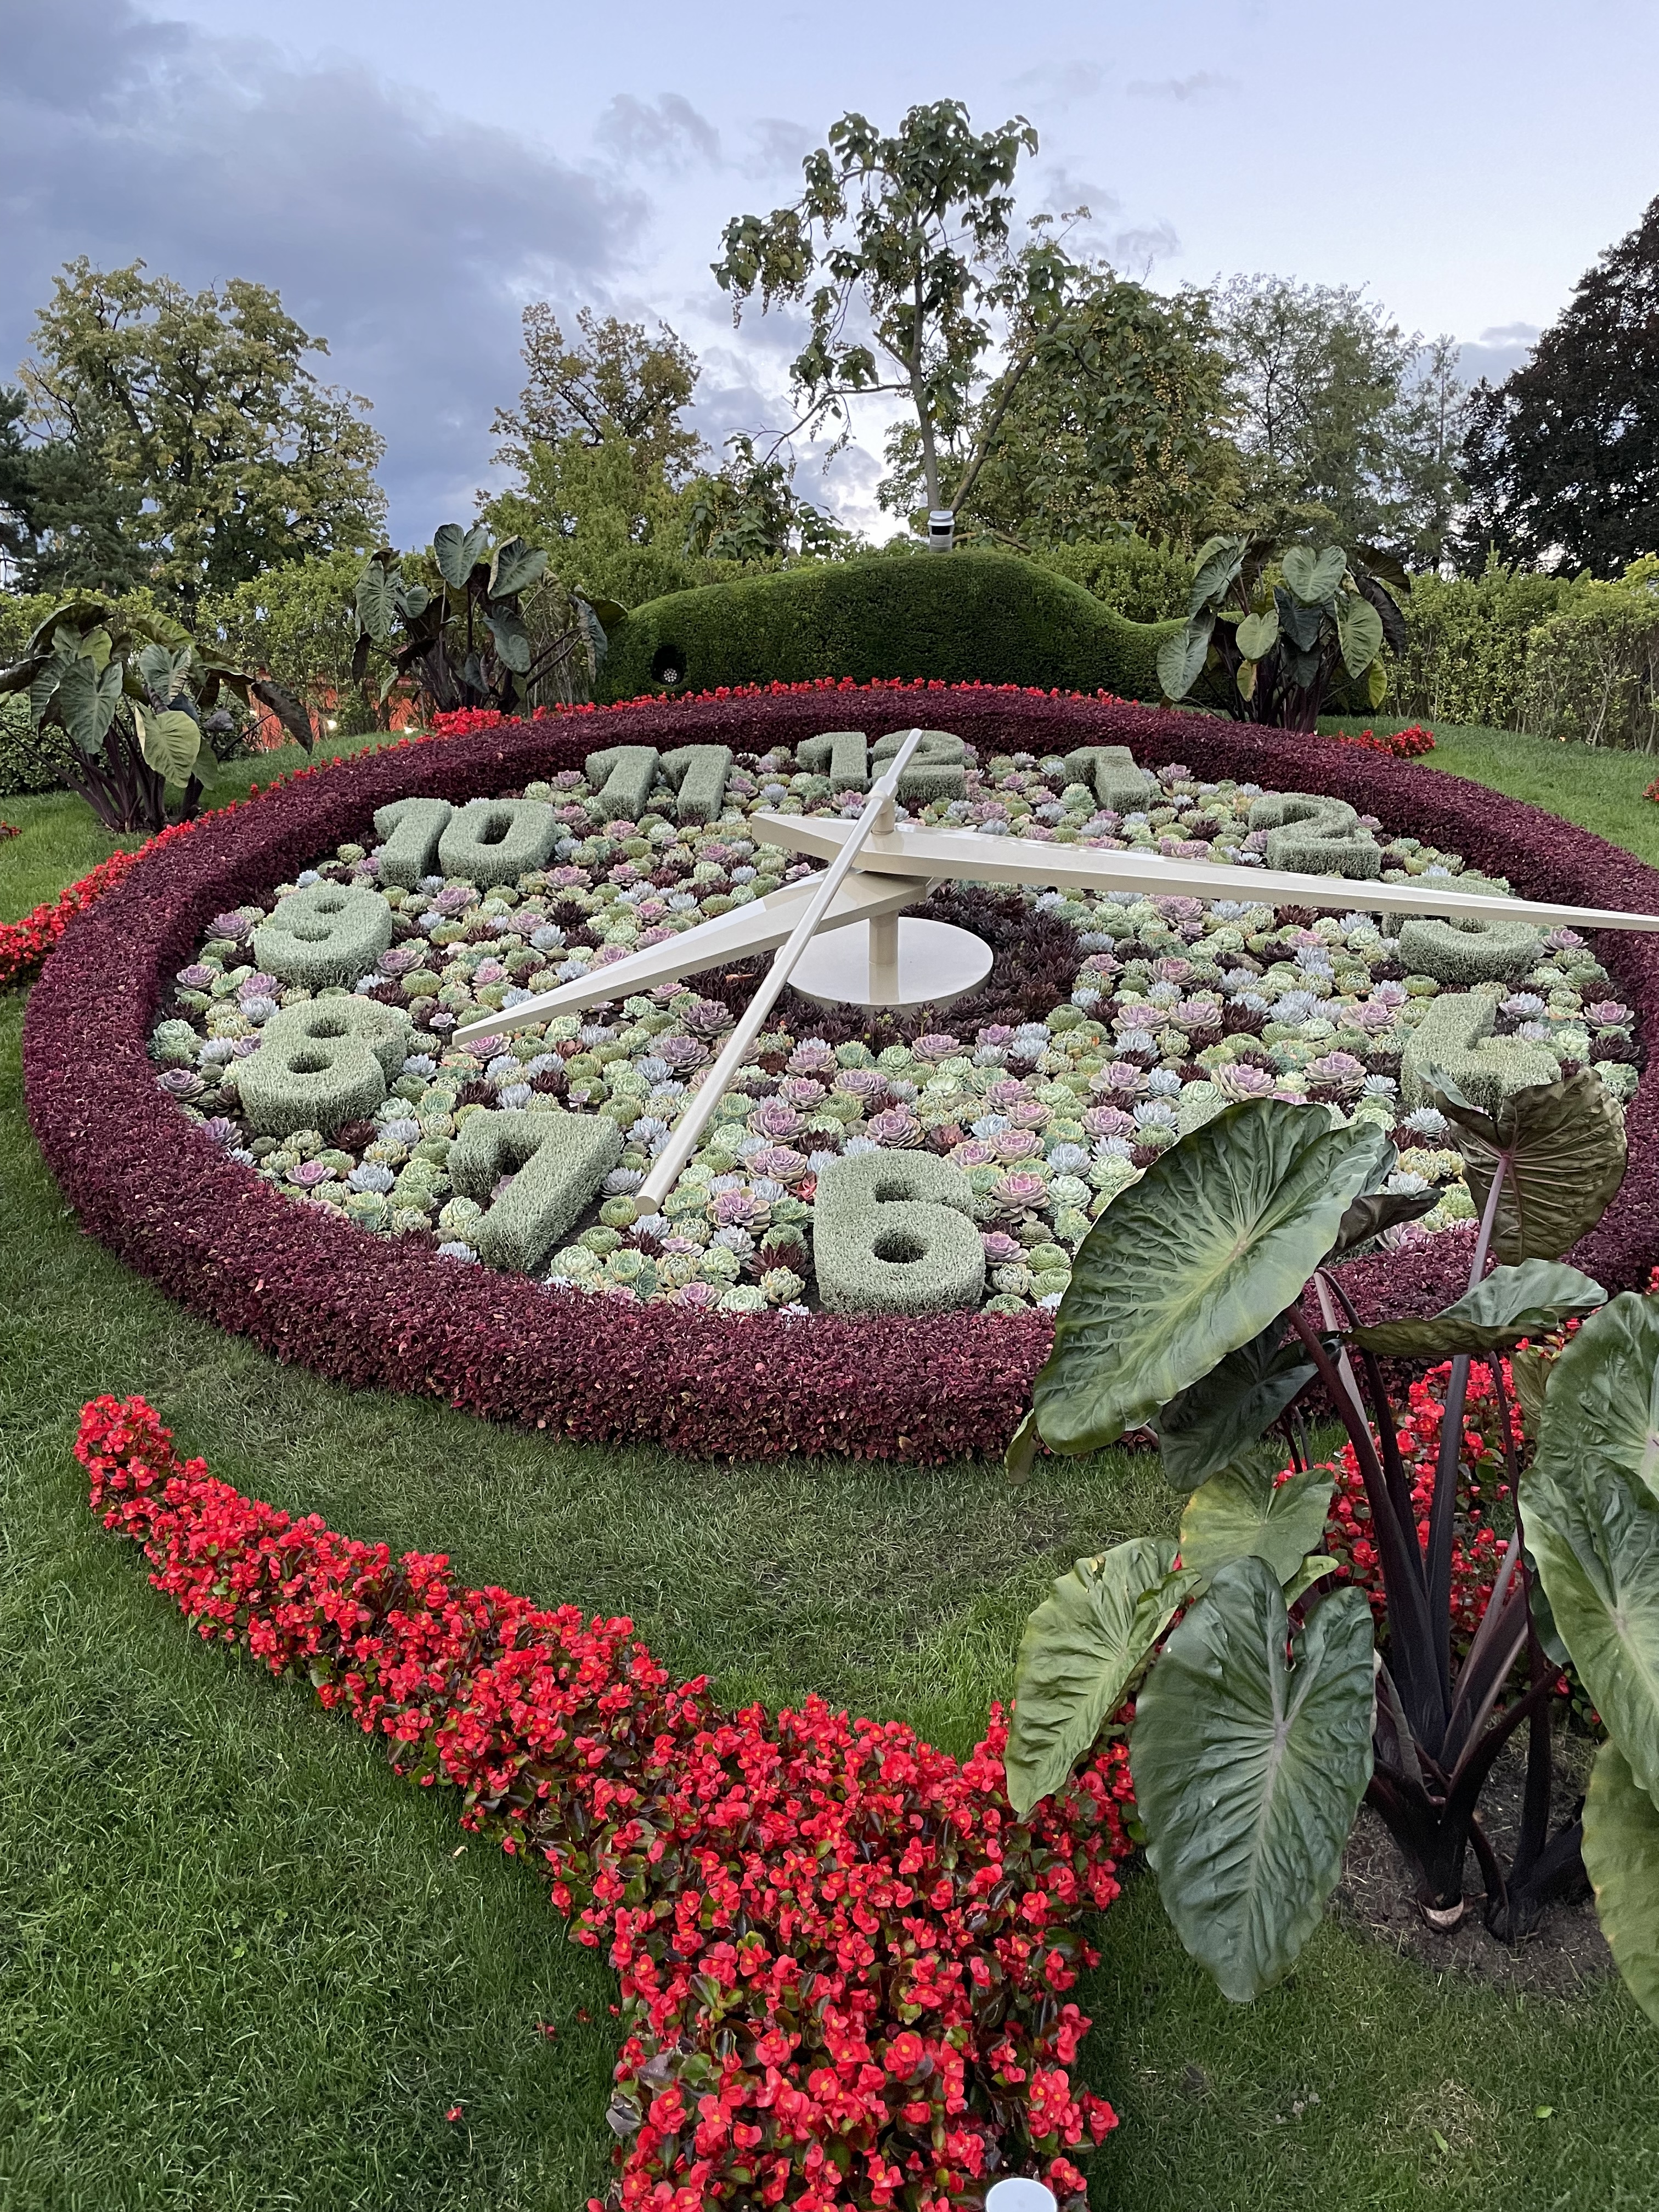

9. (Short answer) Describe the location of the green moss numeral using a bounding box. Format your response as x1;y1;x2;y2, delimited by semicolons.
813;1150;986;1314
449;1109;624;1271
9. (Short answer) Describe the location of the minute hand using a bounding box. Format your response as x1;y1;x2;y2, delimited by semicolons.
751;814;1659;937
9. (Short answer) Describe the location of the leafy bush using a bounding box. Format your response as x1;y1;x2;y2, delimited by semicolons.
0;595;307;831
1005;1069;1641;2000
1030;537;1192;623
354;527;599;718
1389;561;1570;730
1158;536;1406;729
595;550;1176;703
1519;556;1659;751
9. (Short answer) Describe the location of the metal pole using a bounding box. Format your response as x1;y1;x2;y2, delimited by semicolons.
637;731;923;1207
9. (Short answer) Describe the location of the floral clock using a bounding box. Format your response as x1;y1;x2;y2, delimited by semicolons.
24;685;1659;1461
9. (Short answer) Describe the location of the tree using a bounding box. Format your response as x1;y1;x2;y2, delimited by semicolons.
683;435;854;562
882;257;1242;548
490;305;704;495
18;260;386;618
1215;276;1465;565
0;382;145;595
714;100;1063;522
1459;196;1659;575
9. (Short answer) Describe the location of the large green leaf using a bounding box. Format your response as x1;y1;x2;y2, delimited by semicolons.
1273;584;1325;654
1327;1182;1439;1256
1235;607;1279;661
1032;1102;1392;1454
1188;533;1247;614
135;704;203;784
1178;1458;1336;1586
1511;1342;1551;1437
354;552;403;643
433;522;491;589
1524;1293;1659;1803
1153;1319;1317;1492
1131;1560;1375;2001
1006;1538;1190;1817
1156;613;1215;701
126;606;193;651
1424;1065;1627;1265
137;641;195;703
1334;590;1384;677
487;535;548;599
1282;544;1347;606
24;597;116;656
54;654;123;756
1352;1260;1606;1358
1582;1740;1659;2026
482;603;533;675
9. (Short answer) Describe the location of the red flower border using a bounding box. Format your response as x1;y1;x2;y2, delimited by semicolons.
22;685;1659;1460
79;1393;1131;2210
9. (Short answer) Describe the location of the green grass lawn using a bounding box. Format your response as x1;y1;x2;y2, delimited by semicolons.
1319;715;1659;866
3;728;1658;2210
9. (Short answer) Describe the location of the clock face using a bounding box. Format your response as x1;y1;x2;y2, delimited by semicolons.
150;735;1641;1322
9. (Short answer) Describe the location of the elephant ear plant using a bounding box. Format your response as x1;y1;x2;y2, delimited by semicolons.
1156;533;1408;731
0;596;311;833
1004;1070;1659;2012
353;527;600;718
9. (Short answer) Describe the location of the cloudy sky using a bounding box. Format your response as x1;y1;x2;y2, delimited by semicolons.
4;0;1657;546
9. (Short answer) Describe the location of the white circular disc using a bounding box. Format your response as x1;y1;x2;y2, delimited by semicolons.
985;2182;1058;2212
788;917;994;1010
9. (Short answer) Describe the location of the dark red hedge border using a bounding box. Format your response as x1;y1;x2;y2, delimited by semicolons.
24;686;1659;1462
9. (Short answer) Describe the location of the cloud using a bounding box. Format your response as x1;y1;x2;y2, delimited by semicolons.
747;116;817;179
1126;71;1237;101
1109;219;1182;274
1456;322;1541;386
1012;59;1109;115
0;0;642;543
596;92;721;170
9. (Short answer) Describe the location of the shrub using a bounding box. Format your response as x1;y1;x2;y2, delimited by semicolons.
1390;562;1570;730
594;552;1177;706
1029;537;1192;624
1005;1080;1630;1990
1519;555;1659;751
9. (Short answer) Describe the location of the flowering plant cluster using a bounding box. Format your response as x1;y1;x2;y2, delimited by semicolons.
1;844;150;990
79;1392;1131;2209
1323;1355;1521;1640
1335;725;1437;760
24;686;1659;1457
145;737;1630;1315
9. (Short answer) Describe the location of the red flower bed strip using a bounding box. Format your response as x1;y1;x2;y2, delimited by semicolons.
79;1393;1130;2210
22;685;1659;1459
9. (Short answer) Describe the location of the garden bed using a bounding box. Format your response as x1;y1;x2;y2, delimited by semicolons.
24;684;1659;1460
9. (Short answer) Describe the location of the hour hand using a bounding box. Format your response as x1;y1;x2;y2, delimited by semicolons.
452;868;927;1043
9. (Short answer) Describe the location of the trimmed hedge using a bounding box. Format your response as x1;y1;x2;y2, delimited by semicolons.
595;551;1178;706
22;683;1659;1461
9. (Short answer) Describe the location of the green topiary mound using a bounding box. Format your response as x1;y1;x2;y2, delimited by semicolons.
594;550;1178;705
